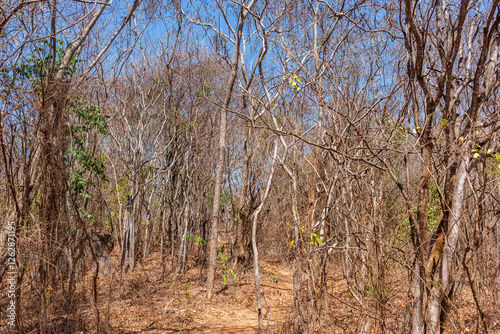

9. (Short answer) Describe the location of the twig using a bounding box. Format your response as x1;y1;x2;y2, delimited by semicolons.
145;297;176;332
163;297;177;314
142;319;155;331
263;291;271;330
463;247;488;333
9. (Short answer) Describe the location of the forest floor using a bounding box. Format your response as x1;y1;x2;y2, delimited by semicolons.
93;247;378;333
2;243;500;333
99;249;500;334
100;252;295;333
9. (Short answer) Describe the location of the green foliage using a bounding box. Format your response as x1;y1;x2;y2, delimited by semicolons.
184;235;207;245
488;151;500;173
427;185;441;232
269;271;279;284
185;237;237;284
218;243;238;284
396;215;411;246
310;231;323;246
185;119;196;131
195;87;212;98
68;96;109;197
221;190;232;208
2;39;81;90
169;272;180;289
284;73;302;91
471;147;500;174
439;118;449;128
102;219;112;231
396;183;441;244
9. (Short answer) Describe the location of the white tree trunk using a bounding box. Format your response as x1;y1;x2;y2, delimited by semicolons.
252;139;278;330
428;156;469;333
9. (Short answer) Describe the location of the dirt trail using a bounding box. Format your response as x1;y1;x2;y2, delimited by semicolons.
100;256;294;333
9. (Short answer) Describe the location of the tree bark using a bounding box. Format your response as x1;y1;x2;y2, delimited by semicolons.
428;156;469;333
206;0;257;300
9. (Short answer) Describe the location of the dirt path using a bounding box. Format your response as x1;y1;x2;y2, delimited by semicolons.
99;256;293;333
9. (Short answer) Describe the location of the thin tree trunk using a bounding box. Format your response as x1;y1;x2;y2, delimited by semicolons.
252;139;278;331
171;212;176;269
494;213;499;308
128;194;136;271
206;0;257;300
160;211;165;275
143;190;155;261
177;198;190;273
233;99;252;265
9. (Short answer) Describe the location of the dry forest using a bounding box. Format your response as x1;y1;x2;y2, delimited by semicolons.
1;0;500;333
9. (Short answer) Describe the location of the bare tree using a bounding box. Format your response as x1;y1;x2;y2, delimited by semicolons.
402;0;500;332
181;0;258;299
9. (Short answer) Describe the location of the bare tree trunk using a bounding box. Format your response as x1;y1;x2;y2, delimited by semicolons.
206;0;257;300
410;140;432;334
171;211;176;270
160;210;166;276
120;179;137;286
252;139;278;331
428;156;469;333
233;94;253;265
494;212;500;308
143;190;155;261
176;198;190;273
128;186;137;271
